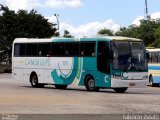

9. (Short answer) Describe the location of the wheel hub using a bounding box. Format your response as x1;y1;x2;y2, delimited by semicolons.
88;79;95;88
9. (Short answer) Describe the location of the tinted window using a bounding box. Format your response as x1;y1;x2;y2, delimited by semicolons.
149;52;160;63
65;42;80;56
14;42;96;57
32;44;38;56
14;44;20;57
26;44;32;56
39;43;51;56
19;44;26;56
158;53;160;62
52;42;80;57
80;42;95;57
72;42;80;56
149;53;152;63
65;43;73;56
26;44;38;56
52;43;65;56
14;44;25;57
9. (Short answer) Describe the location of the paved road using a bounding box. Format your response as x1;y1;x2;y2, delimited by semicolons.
0;73;160;115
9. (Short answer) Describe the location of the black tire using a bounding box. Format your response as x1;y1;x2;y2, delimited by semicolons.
55;84;68;89
113;87;128;93
30;74;39;88
85;76;99;91
149;75;155;87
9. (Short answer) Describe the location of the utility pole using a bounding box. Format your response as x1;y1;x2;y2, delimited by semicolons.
54;14;59;35
145;0;150;19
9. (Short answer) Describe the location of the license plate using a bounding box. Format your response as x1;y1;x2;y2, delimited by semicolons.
129;83;136;86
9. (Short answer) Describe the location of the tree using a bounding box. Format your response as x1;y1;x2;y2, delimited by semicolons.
0;4;58;63
115;19;160;47
63;30;73;38
138;20;158;46
154;25;160;47
98;28;114;36
115;25;140;39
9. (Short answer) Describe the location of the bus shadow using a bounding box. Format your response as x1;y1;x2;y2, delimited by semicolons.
21;85;116;93
20;85;160;95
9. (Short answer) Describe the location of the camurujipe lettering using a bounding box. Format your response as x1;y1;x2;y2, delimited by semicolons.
25;59;51;67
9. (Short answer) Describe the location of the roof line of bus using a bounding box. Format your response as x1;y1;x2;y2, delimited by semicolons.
13;36;142;43
146;48;160;52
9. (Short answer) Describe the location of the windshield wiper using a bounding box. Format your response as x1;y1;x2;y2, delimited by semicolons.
123;63;132;72
123;63;140;72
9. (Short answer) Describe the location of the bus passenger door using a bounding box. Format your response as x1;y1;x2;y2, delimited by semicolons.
97;41;111;87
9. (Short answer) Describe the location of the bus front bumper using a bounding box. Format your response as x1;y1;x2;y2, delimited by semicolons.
111;79;148;88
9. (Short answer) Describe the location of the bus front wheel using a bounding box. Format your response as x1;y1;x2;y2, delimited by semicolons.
85;76;99;91
113;87;128;93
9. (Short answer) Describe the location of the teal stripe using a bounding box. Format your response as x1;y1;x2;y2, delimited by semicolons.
148;66;160;70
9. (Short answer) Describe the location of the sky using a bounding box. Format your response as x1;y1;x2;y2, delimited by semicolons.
1;0;160;36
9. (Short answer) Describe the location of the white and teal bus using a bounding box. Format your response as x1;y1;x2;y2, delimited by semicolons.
12;36;148;93
146;48;160;86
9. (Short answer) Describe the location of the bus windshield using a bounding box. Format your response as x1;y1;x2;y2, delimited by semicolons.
111;41;147;71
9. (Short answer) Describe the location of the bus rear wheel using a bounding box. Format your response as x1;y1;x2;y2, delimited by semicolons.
113;87;128;93
85;76;99;91
55;84;68;89
30;74;44;88
31;74;39;87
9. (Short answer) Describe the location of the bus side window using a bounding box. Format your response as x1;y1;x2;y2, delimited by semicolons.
81;51;84;56
80;43;84;56
31;44;38;56
14;44;26;57
158;52;160;63
52;43;65;57
156;52;159;63
40;43;51;56
152;53;156;63
39;51;42;56
26;44;32;56
14;44;20;57
149;53;151;63
80;42;95;57
72;42;80;56
47;51;52;57
85;42;95;57
65;43;73;56
25;43;38;57
151;53;154;63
